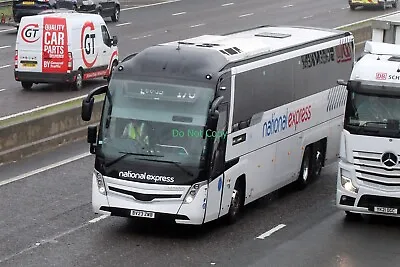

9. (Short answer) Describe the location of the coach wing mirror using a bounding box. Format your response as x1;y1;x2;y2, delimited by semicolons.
337;79;347;86
112;36;118;46
81;85;108;121
87;126;97;154
204;96;224;138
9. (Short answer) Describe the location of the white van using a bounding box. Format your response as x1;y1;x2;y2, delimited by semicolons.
14;12;119;90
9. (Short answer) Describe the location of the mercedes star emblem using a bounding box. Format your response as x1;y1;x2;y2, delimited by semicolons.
381;152;398;168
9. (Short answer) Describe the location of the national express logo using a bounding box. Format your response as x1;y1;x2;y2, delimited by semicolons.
119;171;175;183
262;105;312;137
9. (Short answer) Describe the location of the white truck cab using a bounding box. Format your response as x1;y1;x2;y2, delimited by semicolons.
336;40;400;219
14;12;119;91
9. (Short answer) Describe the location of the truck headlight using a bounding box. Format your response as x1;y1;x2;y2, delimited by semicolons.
183;180;207;204
94;170;107;195
341;175;358;193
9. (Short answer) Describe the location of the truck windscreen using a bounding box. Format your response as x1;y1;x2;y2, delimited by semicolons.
95;78;216;184
344;89;400;138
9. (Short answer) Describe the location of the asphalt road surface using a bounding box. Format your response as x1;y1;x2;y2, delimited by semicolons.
0;0;398;117
0;141;399;267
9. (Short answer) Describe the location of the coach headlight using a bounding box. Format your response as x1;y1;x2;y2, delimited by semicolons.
183;180;207;204
94;169;107;195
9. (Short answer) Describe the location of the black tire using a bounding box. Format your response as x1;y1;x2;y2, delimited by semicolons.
296;146;311;189
394;0;398;8
225;179;245;224
111;5;120;22
350;4;356;10
21;81;33;90
345;211;363;221
71;69;83;91
311;142;324;179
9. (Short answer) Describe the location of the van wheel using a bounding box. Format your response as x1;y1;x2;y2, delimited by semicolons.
111;6;120;22
21;82;33;90
225;179;245;224
394;0;398;8
296;146;311;190
72;70;83;91
349;4;356;10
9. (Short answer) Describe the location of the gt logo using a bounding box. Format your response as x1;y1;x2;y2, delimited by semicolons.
21;23;40;43
81;21;98;68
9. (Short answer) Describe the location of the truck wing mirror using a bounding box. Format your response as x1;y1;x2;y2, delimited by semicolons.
337;79;347;86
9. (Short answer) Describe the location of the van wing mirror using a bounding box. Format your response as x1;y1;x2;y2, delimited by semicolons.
112;36;118;46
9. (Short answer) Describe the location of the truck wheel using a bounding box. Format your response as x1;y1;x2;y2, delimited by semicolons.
296;146;311;189
226;179;245;224
71;70;83;91
21;82;33;90
111;6;120;22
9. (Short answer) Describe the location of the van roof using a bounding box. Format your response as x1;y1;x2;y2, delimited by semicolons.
20;12;105;25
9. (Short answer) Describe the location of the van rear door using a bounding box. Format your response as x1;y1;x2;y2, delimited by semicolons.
16;16;69;74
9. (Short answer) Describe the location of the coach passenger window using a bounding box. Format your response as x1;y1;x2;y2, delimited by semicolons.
101;25;111;46
210;103;228;178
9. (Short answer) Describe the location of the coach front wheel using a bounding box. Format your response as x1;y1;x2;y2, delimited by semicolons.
226;180;245;224
296;146;311;190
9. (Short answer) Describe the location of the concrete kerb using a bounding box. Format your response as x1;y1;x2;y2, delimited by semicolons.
0;13;396;166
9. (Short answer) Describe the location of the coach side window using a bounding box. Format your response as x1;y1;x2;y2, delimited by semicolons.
210;103;228;178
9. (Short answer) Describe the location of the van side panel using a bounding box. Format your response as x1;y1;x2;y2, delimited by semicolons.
42;17;69;73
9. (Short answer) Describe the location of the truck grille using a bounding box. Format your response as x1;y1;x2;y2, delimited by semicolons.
353;150;400;186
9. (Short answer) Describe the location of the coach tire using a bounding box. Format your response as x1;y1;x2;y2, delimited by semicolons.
296;146;311;190
311;142;324;179
72;69;83;91
111;5;120;22
226;179;245;224
21;82;33;90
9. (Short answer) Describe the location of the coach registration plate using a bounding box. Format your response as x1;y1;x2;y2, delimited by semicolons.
373;207;397;214
130;210;155;218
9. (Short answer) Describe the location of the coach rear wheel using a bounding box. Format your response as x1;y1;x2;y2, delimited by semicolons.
296;146;311;189
226;180;245;224
311;142;324;178
21;81;33;90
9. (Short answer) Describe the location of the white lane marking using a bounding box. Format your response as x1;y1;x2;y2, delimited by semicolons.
88;214;109;223
132;34;152;40
0;64;10;69
172;11;186;16
0;89;5;92
337;10;400;29
282;4;293;8
0;29;15;33
0;152;91;187
239;13;254;18
190;23;205;28
221;2;234;6
116;22;131;27
0;94;88;122
121;0;181;11
256;224;286;239
0;45;10;49
0;214;109;264
303;15;313;19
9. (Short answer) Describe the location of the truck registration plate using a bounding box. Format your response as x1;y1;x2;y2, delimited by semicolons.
373;207;397;214
130;210;155;218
